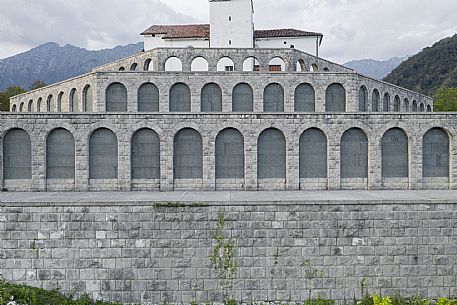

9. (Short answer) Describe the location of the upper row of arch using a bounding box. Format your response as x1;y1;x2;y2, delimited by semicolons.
121;56;325;73
12;82;431;113
11;85;93;113
359;86;432;113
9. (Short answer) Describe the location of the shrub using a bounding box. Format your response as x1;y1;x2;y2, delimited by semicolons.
303;298;336;305
391;296;430;305
0;279;122;305
373;295;392;305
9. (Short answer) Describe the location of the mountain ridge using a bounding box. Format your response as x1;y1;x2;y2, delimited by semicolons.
343;57;407;79
0;42;144;90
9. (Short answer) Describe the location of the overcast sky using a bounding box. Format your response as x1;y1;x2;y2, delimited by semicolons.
1;0;456;63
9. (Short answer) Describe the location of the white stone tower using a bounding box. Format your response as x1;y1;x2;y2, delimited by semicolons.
209;0;254;48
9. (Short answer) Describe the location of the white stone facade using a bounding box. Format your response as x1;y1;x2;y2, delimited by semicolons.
210;0;254;48
142;0;322;56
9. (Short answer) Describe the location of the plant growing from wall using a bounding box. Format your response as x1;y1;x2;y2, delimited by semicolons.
373;295;392;305
436;298;457;305
273;245;280;266
303;298;335;305
303;259;324;300
210;210;237;301
360;278;367;299
391;296;430;305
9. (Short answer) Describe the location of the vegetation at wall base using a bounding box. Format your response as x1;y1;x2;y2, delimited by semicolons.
303;298;335;305
0;279;123;305
1;279;457;305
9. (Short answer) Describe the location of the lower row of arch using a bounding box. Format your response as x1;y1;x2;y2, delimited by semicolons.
3;126;450;183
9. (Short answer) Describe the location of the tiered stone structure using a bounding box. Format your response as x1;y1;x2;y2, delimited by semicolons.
2;0;456;302
10;48;432;113
2;44;455;305
4;48;443;193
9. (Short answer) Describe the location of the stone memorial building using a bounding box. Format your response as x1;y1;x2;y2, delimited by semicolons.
2;1;457;304
4;0;450;193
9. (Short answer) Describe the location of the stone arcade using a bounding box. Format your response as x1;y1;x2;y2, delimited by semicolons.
4;31;448;193
1;0;457;304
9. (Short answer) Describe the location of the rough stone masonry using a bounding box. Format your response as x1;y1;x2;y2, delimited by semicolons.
1;191;456;304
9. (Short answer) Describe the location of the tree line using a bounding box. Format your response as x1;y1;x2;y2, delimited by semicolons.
383;34;457;112
0;80;46;112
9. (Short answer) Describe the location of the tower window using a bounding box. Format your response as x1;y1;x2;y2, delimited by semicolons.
229;40;232;45
229;16;232;21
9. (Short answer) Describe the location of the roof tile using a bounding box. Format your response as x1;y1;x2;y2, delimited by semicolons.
254;29;323;39
141;25;322;40
141;24;210;39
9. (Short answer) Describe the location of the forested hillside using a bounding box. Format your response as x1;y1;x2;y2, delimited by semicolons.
384;34;457;96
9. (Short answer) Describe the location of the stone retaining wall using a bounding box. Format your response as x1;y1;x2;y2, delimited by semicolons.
1;199;456;304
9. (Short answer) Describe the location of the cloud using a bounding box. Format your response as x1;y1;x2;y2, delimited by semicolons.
0;0;195;57
1;0;456;63
250;0;457;62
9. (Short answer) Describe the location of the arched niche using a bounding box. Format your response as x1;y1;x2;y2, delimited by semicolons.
215;128;245;179
173;128;203;179
191;57;209;72
217;57;235;72
165;57;183;71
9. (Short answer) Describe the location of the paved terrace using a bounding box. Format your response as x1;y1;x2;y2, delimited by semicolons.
1;190;457;205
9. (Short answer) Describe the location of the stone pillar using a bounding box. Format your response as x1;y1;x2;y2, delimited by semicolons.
287;135;300;190
159;83;169;113
75;136;89;191
327;137;340;190
409;136;419;190
127;84;137;113
221;83;231;113
369;141;382;190
253;86;263;112
32;136;46;191
245;136;257;191
191;85;200;113
118;139;131;191
160;137;174;191
314;87;326;113
203;136;215;191
283;84;294;113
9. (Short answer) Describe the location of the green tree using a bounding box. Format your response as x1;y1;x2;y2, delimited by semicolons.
0;86;26;112
29;80;46;90
384;34;457;96
433;87;457;111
